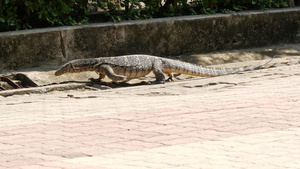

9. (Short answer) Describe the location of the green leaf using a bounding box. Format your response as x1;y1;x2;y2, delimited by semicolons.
0;17;5;23
51;11;58;17
282;2;289;7
5;0;10;5
24;1;30;6
61;2;70;13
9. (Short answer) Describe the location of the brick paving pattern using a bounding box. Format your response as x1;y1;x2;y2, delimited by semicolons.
0;63;300;169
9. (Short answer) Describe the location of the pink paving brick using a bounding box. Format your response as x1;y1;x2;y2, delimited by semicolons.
1;63;300;168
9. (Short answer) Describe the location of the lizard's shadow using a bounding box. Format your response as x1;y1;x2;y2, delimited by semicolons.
91;81;153;88
57;80;152;89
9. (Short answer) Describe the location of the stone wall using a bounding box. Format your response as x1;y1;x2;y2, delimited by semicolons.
1;8;300;70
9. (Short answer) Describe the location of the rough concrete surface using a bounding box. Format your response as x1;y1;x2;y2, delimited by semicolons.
1;8;300;70
0;45;299;168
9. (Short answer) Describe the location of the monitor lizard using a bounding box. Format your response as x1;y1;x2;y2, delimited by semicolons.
55;54;274;84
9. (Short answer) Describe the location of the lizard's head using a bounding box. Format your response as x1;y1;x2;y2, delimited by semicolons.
54;61;79;76
54;59;97;76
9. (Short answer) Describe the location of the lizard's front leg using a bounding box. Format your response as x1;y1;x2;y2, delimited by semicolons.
89;73;106;82
99;65;127;82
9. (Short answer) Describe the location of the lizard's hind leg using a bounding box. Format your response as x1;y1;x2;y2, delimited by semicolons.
152;59;166;84
166;73;174;82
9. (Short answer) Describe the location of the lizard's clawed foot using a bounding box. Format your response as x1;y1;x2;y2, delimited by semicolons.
149;80;165;85
166;77;174;82
89;78;100;82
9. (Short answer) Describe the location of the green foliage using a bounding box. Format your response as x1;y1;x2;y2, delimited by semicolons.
250;0;289;8
191;0;290;14
0;0;291;31
0;0;87;31
93;0;291;22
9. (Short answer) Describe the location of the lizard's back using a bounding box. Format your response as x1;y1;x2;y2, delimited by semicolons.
99;55;156;79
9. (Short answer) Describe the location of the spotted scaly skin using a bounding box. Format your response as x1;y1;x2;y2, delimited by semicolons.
55;54;273;84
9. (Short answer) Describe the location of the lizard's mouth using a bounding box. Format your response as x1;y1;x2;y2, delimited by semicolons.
54;68;69;76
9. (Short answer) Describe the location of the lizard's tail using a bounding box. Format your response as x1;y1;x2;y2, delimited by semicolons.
55;59;98;76
170;55;276;77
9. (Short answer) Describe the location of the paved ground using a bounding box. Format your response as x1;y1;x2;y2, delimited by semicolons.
0;56;300;169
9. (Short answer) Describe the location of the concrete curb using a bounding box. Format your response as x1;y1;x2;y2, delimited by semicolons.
1;7;300;70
